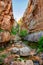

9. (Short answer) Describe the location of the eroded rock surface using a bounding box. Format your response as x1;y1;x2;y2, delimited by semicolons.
0;0;14;43
22;0;43;33
0;31;11;42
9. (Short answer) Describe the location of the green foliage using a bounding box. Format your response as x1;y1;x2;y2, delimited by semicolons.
0;54;7;58
0;29;4;32
19;29;28;37
11;25;19;35
0;54;8;64
13;57;24;61
17;58;24;61
38;36;43;52
11;26;17;35
0;58;3;64
0;54;7;64
0;47;5;51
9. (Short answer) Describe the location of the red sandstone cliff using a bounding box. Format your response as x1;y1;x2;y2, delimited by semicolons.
22;0;43;33
0;0;14;43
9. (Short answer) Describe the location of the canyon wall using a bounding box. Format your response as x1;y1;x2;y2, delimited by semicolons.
22;0;43;33
0;0;14;43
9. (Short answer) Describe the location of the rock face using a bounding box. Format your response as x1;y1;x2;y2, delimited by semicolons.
24;31;43;42
0;0;14;43
0;31;11;42
22;0;43;33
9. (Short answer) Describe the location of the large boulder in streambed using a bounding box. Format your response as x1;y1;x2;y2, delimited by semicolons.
19;47;31;56
24;31;43;42
11;46;36;56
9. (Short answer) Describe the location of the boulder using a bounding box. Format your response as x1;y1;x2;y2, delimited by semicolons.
10;46;31;56
24;31;43;42
10;46;36;56
19;47;31;56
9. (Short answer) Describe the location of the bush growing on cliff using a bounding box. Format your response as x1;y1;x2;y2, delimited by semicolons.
19;29;28;37
11;25;19;35
11;26;17;35
38;36;43;52
0;29;4;32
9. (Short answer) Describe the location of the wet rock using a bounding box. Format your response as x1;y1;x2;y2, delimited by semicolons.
19;47;31;56
24;31;43;42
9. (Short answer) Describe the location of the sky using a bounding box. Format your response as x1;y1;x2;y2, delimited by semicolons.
12;0;28;21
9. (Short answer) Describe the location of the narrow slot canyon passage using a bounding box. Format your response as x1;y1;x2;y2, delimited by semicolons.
0;0;43;65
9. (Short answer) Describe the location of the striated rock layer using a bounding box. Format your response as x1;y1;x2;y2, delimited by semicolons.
22;0;43;33
0;0;14;43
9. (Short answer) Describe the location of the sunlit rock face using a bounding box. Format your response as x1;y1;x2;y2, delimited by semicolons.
23;0;43;33
0;0;14;43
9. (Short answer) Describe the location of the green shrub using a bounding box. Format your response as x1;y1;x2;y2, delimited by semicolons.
1;54;7;58
0;47;5;51
11;26;19;35
19;29;28;37
38;36;43;52
0;29;4;32
0;58;3;64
